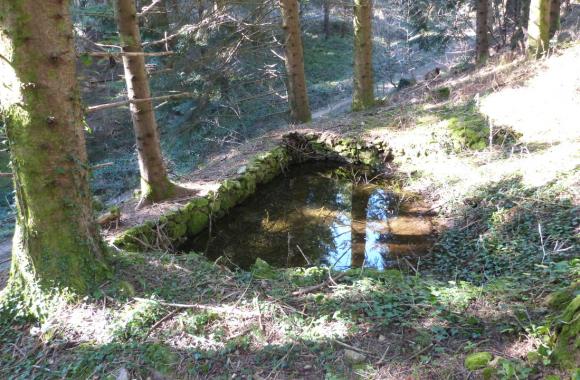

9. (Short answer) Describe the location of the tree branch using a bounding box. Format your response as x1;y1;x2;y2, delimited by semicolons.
86;92;193;113
80;51;174;57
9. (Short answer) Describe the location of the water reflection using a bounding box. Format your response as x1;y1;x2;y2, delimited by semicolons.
184;162;434;270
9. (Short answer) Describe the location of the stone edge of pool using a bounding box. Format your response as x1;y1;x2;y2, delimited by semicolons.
113;131;392;252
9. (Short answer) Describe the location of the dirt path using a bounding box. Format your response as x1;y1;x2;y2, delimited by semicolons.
312;41;470;120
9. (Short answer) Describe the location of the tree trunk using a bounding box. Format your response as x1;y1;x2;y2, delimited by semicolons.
352;0;374;111
351;185;370;268
527;0;551;57
279;0;311;123
549;0;561;38
511;0;531;50
0;0;108;315
115;0;178;206
476;0;490;63
323;1;331;39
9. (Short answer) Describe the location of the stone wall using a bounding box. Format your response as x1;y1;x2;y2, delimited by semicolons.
113;132;391;251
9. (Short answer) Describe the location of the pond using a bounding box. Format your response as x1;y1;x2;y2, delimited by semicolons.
184;162;435;270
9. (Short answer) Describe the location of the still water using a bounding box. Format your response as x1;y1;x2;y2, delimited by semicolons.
185;162;434;270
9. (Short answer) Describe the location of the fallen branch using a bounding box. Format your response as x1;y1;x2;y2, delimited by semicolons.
134;297;260;317
80;51;174;57
91;162;114;170
97;208;121;226
143;309;178;341
406;343;434;361
0;173;12;178
291;271;347;297
333;339;374;355
87;92;192;113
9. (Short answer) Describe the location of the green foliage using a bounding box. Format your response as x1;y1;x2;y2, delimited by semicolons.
427;174;578;283
464;351;493;370
113;299;166;340
179;310;219;335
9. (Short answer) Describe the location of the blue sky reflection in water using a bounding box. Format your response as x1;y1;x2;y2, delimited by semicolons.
185;162;434;270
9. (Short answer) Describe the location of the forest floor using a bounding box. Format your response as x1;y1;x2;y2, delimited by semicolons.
1;43;579;379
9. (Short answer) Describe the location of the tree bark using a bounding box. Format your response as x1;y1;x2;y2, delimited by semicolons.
115;0;178;206
279;0;311;123
323;1;331;39
549;0;561;38
476;0;490;63
0;0;108;315
527;0;551;57
352;0;374;111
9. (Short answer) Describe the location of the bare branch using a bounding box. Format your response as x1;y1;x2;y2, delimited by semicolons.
86;92;193;113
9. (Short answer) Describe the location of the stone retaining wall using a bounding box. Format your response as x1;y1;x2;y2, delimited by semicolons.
113;132;391;251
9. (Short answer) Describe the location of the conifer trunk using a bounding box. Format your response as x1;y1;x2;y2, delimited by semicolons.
549;0;561;38
352;0;374;111
476;0;490;63
0;0;107;314
115;0;176;207
527;0;551;57
351;186;370;268
323;1;331;39
279;0;311;123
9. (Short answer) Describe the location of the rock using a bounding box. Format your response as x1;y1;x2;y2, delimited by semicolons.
303;364;312;370
237;165;247;174
552;295;580;369
378;335;386;342
544;281;579;310
557;31;572;43
116;367;129;380
344;349;366;364
464;352;493;371
251;258;279;280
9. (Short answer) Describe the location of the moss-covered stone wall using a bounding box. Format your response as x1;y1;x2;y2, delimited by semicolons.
113;132;390;251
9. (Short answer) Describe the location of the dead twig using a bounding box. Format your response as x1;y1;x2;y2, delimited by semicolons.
291;272;347;297
406;343;434;361
143;309;178;341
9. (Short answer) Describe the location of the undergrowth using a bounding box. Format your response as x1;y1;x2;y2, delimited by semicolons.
0;167;576;378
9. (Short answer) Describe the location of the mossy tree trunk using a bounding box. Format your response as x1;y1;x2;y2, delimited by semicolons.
0;0;108;316
352;0;374;111
476;0;490;64
527;0;551;57
115;0;178;207
549;0;561;38
279;0;311;123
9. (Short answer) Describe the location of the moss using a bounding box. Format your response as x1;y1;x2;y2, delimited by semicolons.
465;352;493;370
552;295;580;369
431;87;451;101
187;210;209;236
251;258;279;280
545;282;579;311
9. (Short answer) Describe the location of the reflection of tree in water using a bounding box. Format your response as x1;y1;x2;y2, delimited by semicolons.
196;163;353;269
188;162;428;271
